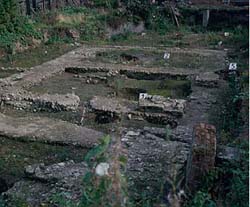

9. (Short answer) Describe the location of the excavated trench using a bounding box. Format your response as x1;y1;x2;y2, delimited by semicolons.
0;66;192;133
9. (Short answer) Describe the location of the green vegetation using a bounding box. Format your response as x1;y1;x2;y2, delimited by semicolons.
186;142;249;207
0;0;41;53
50;135;129;207
0;0;18;31
195;24;249;207
84;135;111;167
36;6;106;42
210;75;248;139
0;0;177;59
0;43;75;68
48;136;113;207
210;27;249;140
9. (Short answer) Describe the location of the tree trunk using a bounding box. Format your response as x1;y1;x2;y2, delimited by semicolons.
32;0;37;11
25;0;31;15
48;0;52;10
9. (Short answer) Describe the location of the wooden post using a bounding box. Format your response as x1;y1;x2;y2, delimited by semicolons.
202;9;210;27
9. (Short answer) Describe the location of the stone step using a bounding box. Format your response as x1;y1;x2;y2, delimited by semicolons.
0;113;103;148
90;96;136;115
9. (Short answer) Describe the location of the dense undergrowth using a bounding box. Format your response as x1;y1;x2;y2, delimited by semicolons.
0;0;42;53
0;1;249;207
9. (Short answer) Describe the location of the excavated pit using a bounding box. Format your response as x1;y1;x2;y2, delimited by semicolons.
0;45;224;139
0;45;227;204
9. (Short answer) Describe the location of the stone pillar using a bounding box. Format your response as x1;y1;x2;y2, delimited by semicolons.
202;9;210;27
186;123;216;193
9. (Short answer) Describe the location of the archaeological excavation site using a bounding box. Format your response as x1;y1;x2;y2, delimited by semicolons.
0;0;249;207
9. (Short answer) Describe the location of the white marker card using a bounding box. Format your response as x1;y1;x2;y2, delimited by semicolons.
229;63;237;71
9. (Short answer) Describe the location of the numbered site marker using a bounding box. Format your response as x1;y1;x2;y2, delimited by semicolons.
164;52;170;60
229;63;237;71
139;93;148;100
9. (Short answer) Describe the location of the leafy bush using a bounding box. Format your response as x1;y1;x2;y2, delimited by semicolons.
227;27;249;50
146;7;175;34
59;7;105;41
104;10;128;29
0;17;41;52
110;32;131;42
123;0;151;21
80;172;112;207
187;191;216;207
223;143;249;207
84;135;111;166
122;0;175;34
0;0;41;52
210;74;248;140
79;15;105;41
0;0;18;33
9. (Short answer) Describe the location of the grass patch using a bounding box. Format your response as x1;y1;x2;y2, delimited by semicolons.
0;136;87;187
0;69;20;79
94;48;223;70
105;31;183;47
0;43;75;68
